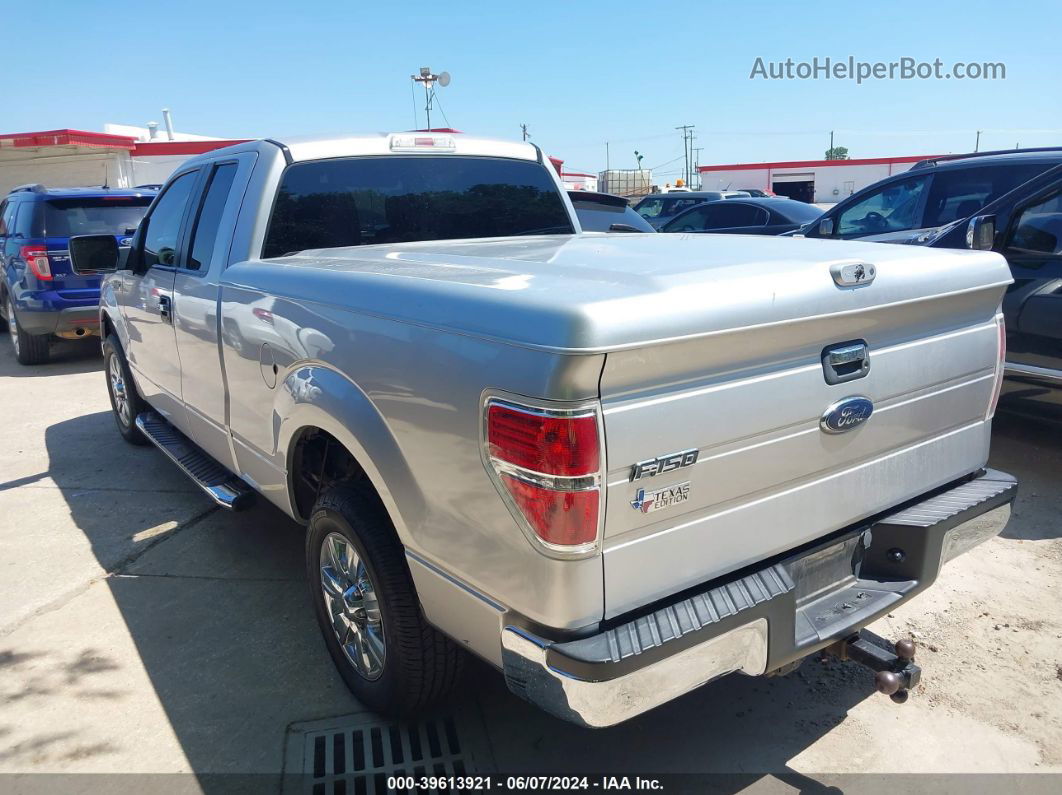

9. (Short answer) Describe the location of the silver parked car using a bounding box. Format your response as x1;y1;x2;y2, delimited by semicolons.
69;132;1015;727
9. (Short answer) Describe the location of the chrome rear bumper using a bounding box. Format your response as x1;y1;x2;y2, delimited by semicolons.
501;469;1015;727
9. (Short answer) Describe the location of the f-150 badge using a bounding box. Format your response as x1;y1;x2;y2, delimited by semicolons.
631;482;691;514
630;448;699;481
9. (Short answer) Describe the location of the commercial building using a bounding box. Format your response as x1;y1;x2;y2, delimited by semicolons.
697;154;942;204
0;127;246;197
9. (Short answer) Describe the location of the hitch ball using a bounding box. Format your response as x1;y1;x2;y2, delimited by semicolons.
895;638;916;660
875;670;903;696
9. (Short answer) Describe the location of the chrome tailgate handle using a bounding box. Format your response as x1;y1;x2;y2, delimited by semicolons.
822;340;870;385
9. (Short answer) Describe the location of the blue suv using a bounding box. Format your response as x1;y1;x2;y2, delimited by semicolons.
0;184;156;364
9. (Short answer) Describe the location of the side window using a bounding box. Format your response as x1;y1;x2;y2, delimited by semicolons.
1006;190;1062;257
187;163;238;271
13;202;36;238
665;206;710;231
668;199;700;215
923;164;1045;227
705;203;768;228
0;201;12;236
143;171;198;268
836;175;929;237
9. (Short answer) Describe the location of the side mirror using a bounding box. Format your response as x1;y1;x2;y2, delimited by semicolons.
69;234;120;274
966;214;996;250
818;217;835;236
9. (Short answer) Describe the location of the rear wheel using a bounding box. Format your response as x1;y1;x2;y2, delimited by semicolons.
103;334;148;445
307;485;463;716
6;295;50;365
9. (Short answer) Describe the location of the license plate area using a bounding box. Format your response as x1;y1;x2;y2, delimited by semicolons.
784;532;866;606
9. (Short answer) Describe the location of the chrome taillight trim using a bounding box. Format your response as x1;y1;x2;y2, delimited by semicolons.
481;393;607;559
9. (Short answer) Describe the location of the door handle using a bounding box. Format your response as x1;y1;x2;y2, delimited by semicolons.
159;294;173;323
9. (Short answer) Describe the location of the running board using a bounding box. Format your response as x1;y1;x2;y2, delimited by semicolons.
135;411;255;511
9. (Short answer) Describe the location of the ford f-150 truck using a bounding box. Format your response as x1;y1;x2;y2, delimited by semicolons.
68;132;1017;727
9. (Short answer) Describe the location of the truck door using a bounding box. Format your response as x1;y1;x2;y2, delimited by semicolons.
171;154;256;469
120;168;199;425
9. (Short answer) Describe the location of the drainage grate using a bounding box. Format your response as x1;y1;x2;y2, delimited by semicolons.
284;709;494;794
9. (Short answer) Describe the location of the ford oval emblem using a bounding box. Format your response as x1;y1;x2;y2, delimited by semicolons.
820;396;874;434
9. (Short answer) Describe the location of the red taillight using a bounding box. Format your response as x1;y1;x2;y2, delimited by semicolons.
500;475;600;547
487;403;599;476
20;245;52;280
987;314;1007;420
252;307;275;324
485;399;602;552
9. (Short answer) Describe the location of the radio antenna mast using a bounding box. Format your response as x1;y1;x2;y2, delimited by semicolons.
410;67;450;130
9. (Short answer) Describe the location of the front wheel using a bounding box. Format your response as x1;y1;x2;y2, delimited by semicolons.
103;334;148;445
6;295;50;365
306;485;463;716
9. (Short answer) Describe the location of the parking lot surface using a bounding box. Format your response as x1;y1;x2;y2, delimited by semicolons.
1;339;1060;789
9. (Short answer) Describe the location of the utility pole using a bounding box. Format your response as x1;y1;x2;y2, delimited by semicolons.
605;141;610;172
829;130;834;155
520;124;530;142
975;130;982;152
675;124;694;185
693;147;703;188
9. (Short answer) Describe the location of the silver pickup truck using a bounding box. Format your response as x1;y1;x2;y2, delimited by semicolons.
68;132;1017;728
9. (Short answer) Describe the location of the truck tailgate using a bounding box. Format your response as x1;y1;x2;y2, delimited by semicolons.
599;246;1008;618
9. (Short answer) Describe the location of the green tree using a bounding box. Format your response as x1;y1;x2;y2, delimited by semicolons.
825;146;850;161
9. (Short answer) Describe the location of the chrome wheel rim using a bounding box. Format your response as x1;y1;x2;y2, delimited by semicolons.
7;300;18;356
109;354;131;427
319;532;385;680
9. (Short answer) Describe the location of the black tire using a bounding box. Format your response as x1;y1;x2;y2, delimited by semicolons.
306;485;463;716
103;334;148;445
6;294;50;365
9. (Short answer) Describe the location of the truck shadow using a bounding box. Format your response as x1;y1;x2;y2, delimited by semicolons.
21;412;882;790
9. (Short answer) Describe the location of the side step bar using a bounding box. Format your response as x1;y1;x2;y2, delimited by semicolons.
135;411;256;511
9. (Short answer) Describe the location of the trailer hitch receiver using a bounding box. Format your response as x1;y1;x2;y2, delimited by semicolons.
824;629;921;703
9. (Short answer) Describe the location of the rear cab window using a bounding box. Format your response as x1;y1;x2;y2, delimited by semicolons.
262;156;573;258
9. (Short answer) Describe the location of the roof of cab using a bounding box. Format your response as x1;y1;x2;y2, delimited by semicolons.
7;184;157;200
182;132;541;167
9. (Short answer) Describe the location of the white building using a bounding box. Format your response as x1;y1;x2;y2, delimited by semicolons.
697;154;942;205
0;127;246;197
560;170;598;192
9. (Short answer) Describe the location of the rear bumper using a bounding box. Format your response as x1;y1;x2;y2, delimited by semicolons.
14;304;100;336
501;468;1016;727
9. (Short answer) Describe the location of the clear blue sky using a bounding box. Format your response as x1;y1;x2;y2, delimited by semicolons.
10;0;1061;178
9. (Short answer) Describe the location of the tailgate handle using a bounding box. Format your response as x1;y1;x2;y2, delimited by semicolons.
822;340;870;385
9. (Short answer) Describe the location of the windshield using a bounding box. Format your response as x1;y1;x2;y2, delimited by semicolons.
262;155;573;257
39;197;153;238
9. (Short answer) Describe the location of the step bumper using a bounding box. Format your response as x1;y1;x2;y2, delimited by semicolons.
501;468;1016;727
